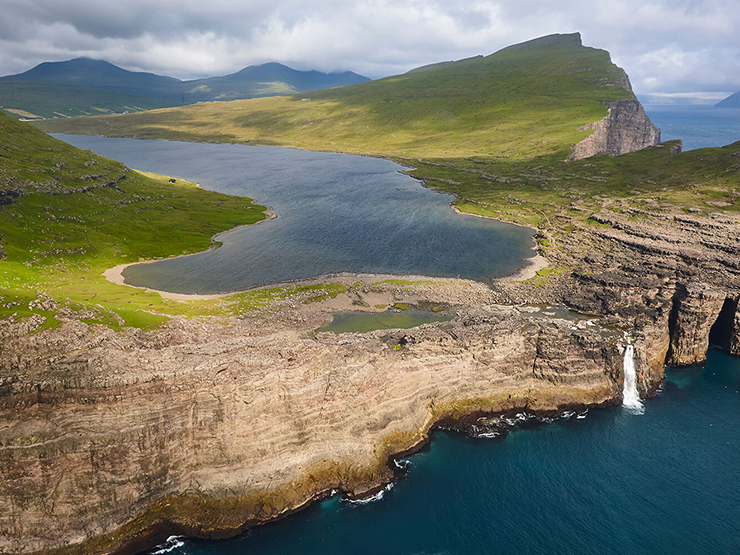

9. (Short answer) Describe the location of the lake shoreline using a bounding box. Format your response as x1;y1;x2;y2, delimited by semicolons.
102;208;278;300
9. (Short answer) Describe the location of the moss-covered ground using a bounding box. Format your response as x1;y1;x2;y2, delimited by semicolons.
0;113;349;332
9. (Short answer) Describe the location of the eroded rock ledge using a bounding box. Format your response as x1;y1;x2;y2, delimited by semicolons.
3;202;740;554
569;99;661;160
1;276;631;555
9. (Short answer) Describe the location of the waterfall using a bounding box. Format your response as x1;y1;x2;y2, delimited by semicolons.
622;344;644;413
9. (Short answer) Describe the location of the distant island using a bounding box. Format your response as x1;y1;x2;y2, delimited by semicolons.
0;58;369;119
716;91;740;107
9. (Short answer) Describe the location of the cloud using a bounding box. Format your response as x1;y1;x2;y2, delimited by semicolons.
0;0;738;95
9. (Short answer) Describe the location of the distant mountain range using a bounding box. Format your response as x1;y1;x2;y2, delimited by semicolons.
716;92;740;108
0;58;370;119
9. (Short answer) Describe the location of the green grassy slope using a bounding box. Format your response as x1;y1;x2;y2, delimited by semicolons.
2;58;370;120
403;141;740;229
35;33;632;159
0;80;176;120
0;113;275;330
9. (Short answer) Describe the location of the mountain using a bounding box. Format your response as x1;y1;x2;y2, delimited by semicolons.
716;92;740;108
37;32;658;161
0;80;175;120
180;62;370;103
0;58;370;119
2;57;183;101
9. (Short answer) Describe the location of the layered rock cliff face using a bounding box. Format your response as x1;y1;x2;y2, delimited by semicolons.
2;198;740;554
0;280;625;554
491;196;740;381
4;187;740;554
569;99;661;160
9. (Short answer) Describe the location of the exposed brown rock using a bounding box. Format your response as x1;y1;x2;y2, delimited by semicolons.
0;282;625;555
4;183;740;555
3;190;740;554
569;99;661;160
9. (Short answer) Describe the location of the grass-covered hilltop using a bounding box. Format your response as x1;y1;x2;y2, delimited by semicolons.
0;112;357;331
36;33;636;158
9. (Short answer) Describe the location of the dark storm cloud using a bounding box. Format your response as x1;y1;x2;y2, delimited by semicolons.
0;0;738;97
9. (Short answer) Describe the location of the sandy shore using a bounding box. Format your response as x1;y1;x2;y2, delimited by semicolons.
499;252;548;282
102;208;277;301
103;198;546;302
102;263;225;300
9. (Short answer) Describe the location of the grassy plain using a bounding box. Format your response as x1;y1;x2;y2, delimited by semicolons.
0;112;349;331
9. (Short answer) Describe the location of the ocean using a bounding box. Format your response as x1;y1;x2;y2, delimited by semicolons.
151;350;740;555
644;104;740;151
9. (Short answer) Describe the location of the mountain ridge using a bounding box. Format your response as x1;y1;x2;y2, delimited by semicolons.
0;58;370;118
36;32;659;161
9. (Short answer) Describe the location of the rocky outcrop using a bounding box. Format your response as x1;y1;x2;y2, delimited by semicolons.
0;280;627;555
666;284;730;366
569;99;661;160
491;196;740;374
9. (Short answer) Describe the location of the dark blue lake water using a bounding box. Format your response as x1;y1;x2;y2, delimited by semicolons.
148;350;739;555
644;105;740;151
54;135;534;294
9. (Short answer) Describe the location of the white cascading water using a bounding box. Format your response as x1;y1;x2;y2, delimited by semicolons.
622;344;644;413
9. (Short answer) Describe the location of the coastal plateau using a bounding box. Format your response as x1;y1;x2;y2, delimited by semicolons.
2;33;740;554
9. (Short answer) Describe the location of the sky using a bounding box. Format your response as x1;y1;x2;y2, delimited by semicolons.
1;0;738;101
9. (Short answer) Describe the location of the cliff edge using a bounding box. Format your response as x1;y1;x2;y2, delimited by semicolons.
569;98;661;160
0;279;625;555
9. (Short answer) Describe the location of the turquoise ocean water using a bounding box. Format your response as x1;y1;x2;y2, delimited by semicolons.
155;350;740;555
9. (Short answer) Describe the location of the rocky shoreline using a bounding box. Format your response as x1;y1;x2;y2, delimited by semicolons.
3;185;740;554
0;271;629;555
2;184;740;555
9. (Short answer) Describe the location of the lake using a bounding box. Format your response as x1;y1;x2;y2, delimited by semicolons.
55;135;534;295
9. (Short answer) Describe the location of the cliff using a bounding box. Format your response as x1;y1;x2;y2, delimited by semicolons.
568;98;661;160
0;279;625;554
5;198;740;554
490;192;740;376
